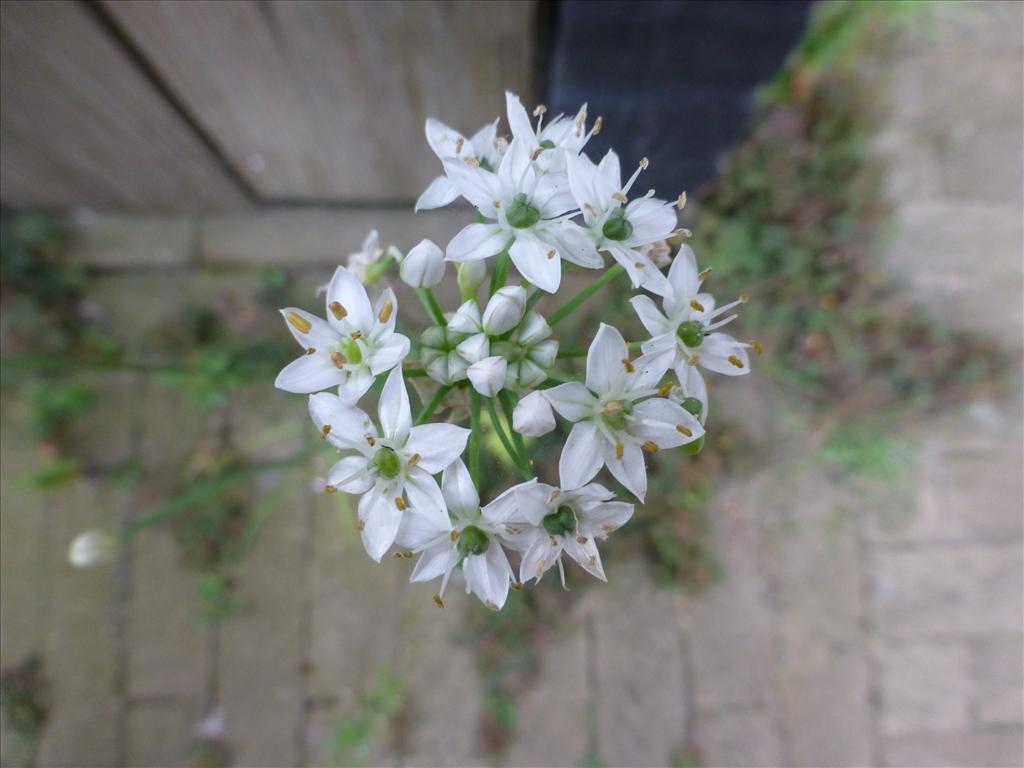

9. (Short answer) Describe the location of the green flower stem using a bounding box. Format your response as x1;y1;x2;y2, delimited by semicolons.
485;396;532;480
401;366;428;378
526;287;545;312
498;391;529;466
469;389;482;485
415;383;453;426
543;368;576;384
547;264;626;327
489;251;510;297
557;340;643;359
416;287;446;327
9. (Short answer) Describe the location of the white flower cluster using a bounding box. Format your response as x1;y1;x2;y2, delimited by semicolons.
275;92;755;610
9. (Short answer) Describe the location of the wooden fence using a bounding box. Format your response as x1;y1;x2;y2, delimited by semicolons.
0;0;536;212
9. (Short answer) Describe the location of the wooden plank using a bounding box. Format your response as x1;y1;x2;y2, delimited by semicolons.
0;0;246;211
103;0;536;202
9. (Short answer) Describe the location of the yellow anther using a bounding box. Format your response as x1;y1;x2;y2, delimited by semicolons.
615;442;624;460
547;249;557;260
689;298;705;312
486;600;499;611
450;530;460;541
657;382;673;397
321;424;332;438
324;484;337;494
328;302;346;321
395;497;407;511
634;261;646;269
408;453;420;467
377;299;394;324
356;520;365;532
286;312;312;334
674;227;692;238
464;156;480;167
739;294;750;303
639;157;649;169
601;524;615;532
547;488;561;504
612;192;627;203
493;199;502;208
455;137;465;154
306;347;316;355
622;358;635;373
351;330;362;340
433;594;444;608
698;267;712;281
676;424;692;437
593;116;604;134
531;148;544;161
576;535;588;544
533;104;547;117
511;582;524;590
330;351;346;369
365;435;375;446
728;355;745;369
677;191;687;210
749;340;764;355
689;354;700;365
584;203;597;216
642;441;659;453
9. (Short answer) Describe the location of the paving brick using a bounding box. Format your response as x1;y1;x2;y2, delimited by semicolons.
592;560;689;768
66;371;141;473
768;471;872;766
873;544;1023;638
691;707;784;768
35;480;122;768
880;641;971;735
70;213;196;268
882;727;1024;768
201;207;470;267
971;636;1024;728
126;699;205;768
503;608;588;768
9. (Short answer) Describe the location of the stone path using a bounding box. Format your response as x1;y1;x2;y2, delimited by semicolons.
2;3;1022;767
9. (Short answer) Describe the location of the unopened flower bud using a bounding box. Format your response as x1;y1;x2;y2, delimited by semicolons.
458;261;487;299
512;390;555;436
400;239;445;288
68;529;118;568
456;333;489;364
517;311;551;346
467;356;507;397
482;286;527;335
447;300;482;334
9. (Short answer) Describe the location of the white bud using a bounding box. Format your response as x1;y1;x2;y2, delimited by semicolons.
447;300;482;334
512;391;555;436
68;529;118;568
482;286;527;335
400;239;445;288
455;333;489;364
458;261;487;297
530;339;559;368
467;356;508;397
517;311;551;345
420;325;446;350
517;359;548;389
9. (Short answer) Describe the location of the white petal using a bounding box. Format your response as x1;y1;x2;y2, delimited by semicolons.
602;440;646;501
509;234;562;294
378;366;412;441
371;288;398;336
554;221;603;268
512;391;556;437
630;295;672;337
520;537;561;584
455;333;489;364
400;239;446;287
605;244;672;297
586;323;628;394
326;455;373;493
624;196;677;243
410;543;459;582
467;356;507;397
470;118;500;163
665;244;700;316
338;365;375;405
406;423;471;474
424;118;471;160
629;398;704;449
275;353;343;394
279;308;338;350
442;161;501;218
699;333;751;376
367;335;410;376
358;487;403;562
404;468;449;531
505;91;537;144
441;458;479;514
326;266;373;331
674;364;709;424
415;176;460;212
308;394;376;451
482;285;527;335
447;300;482;334
579;499;634;535
559;422;605;490
446;223;509;263
563;536;606;581
543;382;596;422
483;478;543;525
626;347;674;392
464;545;512;610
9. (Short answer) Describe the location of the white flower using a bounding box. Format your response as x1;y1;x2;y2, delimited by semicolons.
398;459;521;610
445;300;491;365
308;367;470;561
566;150;679;295
419;325;471;385
68;529;118;568
481;285;527;335
510;481;633;586
544;323;704;501
400;239;445;288
443;137;600;293
505;91;594;176
631;245;753;392
512;390;556;437
416;118;504;212
276;266;410;402
491;311;558;390
467;355;508;397
347;230;383;283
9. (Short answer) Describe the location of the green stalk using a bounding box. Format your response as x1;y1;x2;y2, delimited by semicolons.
557;340;642;359
498;391;529;466
486;397;532;480
416;287;446;327
415;384;453;425
525;287;545;312
547;264;625;326
542;368;576;384
489;251;510;297
469;390;482;485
